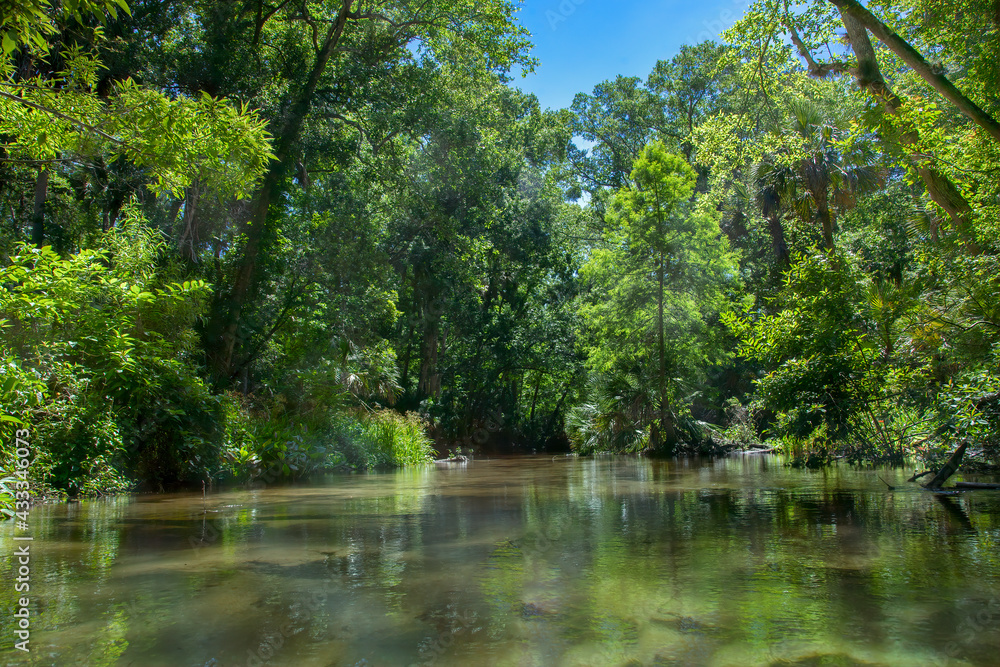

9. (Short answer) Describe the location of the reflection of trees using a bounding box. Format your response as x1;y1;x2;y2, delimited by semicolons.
480;457;1000;664
4;459;1000;664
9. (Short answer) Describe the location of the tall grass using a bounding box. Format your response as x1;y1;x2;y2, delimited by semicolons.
334;410;435;470
219;396;435;482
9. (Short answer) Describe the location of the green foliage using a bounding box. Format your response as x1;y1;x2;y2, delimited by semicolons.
784;422;833;469
333;411;435;471
565;373;653;455
0;208;221;492
1;3;272;201
1;0;129;57
725;252;875;441
217;396;433;480
924;368;1000;468
217;392;345;482
0;62;273;200
566;42;736;205
717;398;762;449
574;141;735;453
6;0;1000;488
0;474;17;519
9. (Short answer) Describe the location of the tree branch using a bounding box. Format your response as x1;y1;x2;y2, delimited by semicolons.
783;8;852;79
0;89;126;147
828;0;1000;144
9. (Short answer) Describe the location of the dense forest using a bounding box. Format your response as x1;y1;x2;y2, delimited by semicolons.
1;0;999;498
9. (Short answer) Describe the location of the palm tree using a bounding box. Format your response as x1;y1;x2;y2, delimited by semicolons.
750;99;882;256
565;371;660;453
750;160;793;269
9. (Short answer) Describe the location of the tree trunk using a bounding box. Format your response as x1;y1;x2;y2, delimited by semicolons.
923;442;967;490
418;311;441;399
400;321;415;390
208;0;355;380
657;249;667;449
529;372;542;422
545;375;576;438
766;212;790;269
830;0;1000;144
655;248;677;452
816;197;834;251
914;166;976;248
178;184;200;263
166;196;184;230
837;11;980;252
955;481;1000;490
31;168;49;247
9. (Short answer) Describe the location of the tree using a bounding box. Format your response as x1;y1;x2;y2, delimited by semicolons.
0;0;273;242
202;0;536;382
568;75;664;198
577;141;734;453
382;76;581;447
750;98;881;253
566;43;736;207
728;0;995;250
827;0;1000;145
647;42;737;165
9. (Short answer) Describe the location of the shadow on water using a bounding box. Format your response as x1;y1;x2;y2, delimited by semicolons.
2;455;1000;666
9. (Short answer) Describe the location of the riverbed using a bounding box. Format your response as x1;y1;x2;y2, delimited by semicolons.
2;455;999;666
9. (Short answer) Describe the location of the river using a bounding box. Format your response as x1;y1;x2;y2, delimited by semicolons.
2;454;999;666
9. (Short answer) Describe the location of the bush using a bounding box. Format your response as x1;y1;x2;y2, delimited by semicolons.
0;209;221;494
725;252;884;448
715;398;763;449
31;395;132;496
217;392;345;483
785;422;832;468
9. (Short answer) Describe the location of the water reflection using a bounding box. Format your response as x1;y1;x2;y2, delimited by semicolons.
2;455;999;666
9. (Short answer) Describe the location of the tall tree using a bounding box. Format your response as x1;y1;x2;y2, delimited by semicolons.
578;141;734;452
203;0;534;381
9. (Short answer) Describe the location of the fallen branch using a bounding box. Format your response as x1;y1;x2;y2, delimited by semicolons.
954;481;1000;490
907;470;933;482
877;475;895;490
922;442;967;490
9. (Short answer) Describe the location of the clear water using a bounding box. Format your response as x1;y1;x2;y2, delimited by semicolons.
2;455;999;666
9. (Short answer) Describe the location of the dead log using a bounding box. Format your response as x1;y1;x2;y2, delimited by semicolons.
954;482;1000;490
433;456;469;465
922;442;968;490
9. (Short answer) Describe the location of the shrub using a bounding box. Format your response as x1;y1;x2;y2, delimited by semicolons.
217;392;344;483
0;209;220;493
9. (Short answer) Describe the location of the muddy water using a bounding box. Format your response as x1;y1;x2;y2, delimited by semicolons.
2;455;999;666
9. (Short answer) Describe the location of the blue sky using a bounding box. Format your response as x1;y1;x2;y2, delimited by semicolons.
510;0;752;110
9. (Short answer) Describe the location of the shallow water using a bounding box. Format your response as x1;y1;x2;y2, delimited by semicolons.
2;455;1000;666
